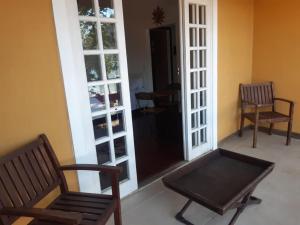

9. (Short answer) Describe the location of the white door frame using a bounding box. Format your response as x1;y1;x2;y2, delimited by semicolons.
51;0;217;197
52;0;138;197
178;0;218;161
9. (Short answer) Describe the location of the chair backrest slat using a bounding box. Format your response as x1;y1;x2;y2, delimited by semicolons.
0;135;64;225
240;82;274;107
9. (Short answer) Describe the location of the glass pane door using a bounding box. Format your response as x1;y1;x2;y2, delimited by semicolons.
184;0;213;160
75;0;137;196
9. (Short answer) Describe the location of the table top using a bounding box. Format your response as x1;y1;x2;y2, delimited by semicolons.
163;149;274;215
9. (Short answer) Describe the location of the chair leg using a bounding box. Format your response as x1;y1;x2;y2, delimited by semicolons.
269;123;274;135
239;116;245;137
253;121;259;148
286;120;293;146
114;203;122;225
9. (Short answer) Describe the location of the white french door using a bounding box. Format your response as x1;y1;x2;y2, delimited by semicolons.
52;0;137;197
181;0;217;161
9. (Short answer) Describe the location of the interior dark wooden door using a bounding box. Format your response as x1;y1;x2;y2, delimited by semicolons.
150;27;173;91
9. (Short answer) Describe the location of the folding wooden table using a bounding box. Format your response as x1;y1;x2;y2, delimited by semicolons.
163;149;274;225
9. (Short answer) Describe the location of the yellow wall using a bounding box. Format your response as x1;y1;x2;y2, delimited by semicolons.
218;0;254;140
252;0;300;133
0;1;78;223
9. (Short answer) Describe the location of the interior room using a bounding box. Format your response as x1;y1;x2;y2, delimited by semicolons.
123;0;184;184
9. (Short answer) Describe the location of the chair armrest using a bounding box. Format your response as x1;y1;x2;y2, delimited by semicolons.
0;208;82;225
60;164;122;200
273;98;294;105
273;98;295;117
60;164;122;175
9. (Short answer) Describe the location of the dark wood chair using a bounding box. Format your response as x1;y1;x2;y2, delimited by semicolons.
0;134;122;225
135;92;167;114
239;82;294;148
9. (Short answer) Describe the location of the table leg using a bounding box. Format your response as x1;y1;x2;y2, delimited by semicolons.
228;193;262;225
247;196;262;206
175;195;262;225
175;199;194;225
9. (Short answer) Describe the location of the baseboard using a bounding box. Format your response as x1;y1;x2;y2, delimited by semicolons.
218;129;242;146
218;125;300;146
255;126;300;140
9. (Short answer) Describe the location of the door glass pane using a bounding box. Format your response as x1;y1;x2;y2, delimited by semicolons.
101;23;117;49
189;4;197;24
189;28;197;47
200;91;207;107
200;110;207;125
89;85;106;112
77;0;95;16
191;93;198;110
199;28;206;47
99;172;111;191
192;131;199;148
117;161;129;182
191;72;199;90
199;50;206;68
108;83;122;108
111;111;125;133
80;22;99;50
99;0;115;18
191;112;199;129
200;71;206;88
190;51;198;69
199;5;206;25
93;115;108;139
200;128;207;143
96;142;111;164
114;136;127;159
85;55;102;82
105;54;120;79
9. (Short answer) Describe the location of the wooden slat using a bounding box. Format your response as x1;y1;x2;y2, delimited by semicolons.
5;161;30;204
55;199;108;209
29;220;63;225
80;214;99;221
268;84;273;102
261;85;266;104
60;195;112;204
240;86;244;101
0;165;23;207
33;147;53;185
67;192;113;199
52;204;104;215
248;86;252;102
0;178;14;207
258;86;263;104
30;218;97;225
80;220;97;225
39;145;58;181
253;86;257;103
26;151;48;189
12;157;37;200
19;154;43;193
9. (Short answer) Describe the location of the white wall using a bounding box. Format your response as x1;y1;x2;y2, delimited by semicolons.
123;0;180;109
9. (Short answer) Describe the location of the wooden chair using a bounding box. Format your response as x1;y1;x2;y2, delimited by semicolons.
0;134;122;225
239;82;294;148
135;92;167;114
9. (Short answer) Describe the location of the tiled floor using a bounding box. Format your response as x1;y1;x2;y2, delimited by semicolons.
108;130;300;225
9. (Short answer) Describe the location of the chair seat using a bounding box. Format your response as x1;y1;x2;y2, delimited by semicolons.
244;111;290;123
29;192;116;225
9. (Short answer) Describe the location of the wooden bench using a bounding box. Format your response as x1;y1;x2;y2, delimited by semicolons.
0;134;122;225
239;82;294;148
